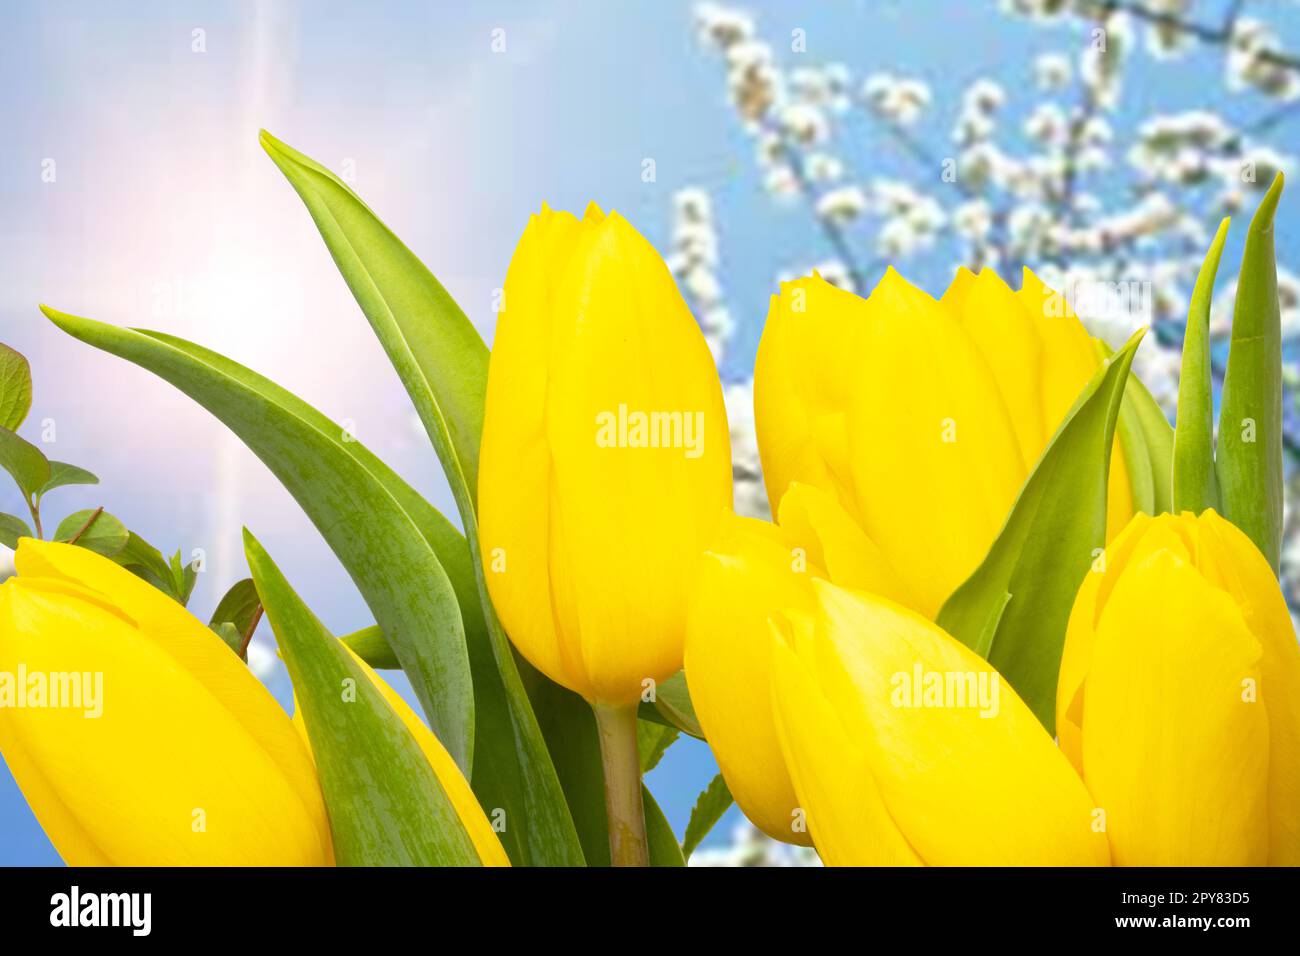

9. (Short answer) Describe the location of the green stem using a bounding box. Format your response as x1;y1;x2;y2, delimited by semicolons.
592;702;648;867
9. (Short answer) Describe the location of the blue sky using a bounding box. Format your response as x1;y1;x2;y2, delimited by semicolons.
1;0;1297;865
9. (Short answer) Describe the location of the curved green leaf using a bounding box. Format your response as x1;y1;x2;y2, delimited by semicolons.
209;577;262;636
0;343;32;432
938;329;1144;731
54;508;129;557
1217;172;1285;572
38;461;99;500
41;305;475;775
1173;217;1230;514
245;530;481;866
0;426;49;500
1122;369;1174;515
0;512;31;549
44;305;583;866
259;130;487;511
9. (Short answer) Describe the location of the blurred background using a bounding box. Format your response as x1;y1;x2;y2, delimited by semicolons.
1;0;1297;865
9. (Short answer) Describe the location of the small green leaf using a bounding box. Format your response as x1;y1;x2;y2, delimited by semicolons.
113;531;184;601
1173;217;1230;514
53;508;129;557
681;773;734;860
0;512;32;549
0;427;49;500
244;529;483;866
209;621;245;657
169;549;198;605
637;721;679;774
638;670;705;740
38;461;99;500
938;329;1145;730
1217;172;1285;572
0;344;33;432
209;577;262;636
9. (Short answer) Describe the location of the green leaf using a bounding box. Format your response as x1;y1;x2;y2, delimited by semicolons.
113;530;180;598
0;512;32;549
1098;343;1175;516
37;461;99;501
53;508;129;557
259;133;590;865
1173;217;1231;514
169;549;198;605
0;426;49;501
209;621;245;657
259;131;488;511
937;329;1145;731
637;720;679;774
209;577;262;635
1217;172;1285;572
1121;368;1175;515
45;306;583;866
244;529;482;866
681;773;734;860
638;669;705;740
43;306;475;776
340;624;399;669
0;343;33;432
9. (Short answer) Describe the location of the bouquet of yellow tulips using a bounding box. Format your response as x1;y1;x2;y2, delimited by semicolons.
1;131;1295;868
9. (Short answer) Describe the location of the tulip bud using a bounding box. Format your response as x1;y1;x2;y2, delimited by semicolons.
478;204;732;704
770;579;1110;866
0;540;332;866
685;483;919;844
755;267;1138;618
1058;510;1300;865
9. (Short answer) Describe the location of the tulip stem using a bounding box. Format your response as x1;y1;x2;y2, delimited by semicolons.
592;702;648;867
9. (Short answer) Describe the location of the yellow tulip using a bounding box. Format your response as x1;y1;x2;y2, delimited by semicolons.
478;203;732;705
684;483;914;844
769;578;1110;866
1057;510;1300;866
0;539;332;866
292;647;509;867
755;267;1136;618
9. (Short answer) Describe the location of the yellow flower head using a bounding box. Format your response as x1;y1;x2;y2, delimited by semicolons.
478;204;732;704
0;539;332;866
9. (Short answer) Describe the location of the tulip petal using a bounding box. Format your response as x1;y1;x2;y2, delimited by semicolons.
848;269;1026;617
949;269;1047;472
542;212;732;703
812;581;1109;866
776;481;918;611
0;577;330;865
1197;510;1300;865
684;514;814;844
754;275;871;518
11;539;328;848
770;622;920;865
1081;547;1270;865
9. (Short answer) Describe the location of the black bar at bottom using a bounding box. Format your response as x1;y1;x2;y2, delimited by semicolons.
0;867;1293;940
